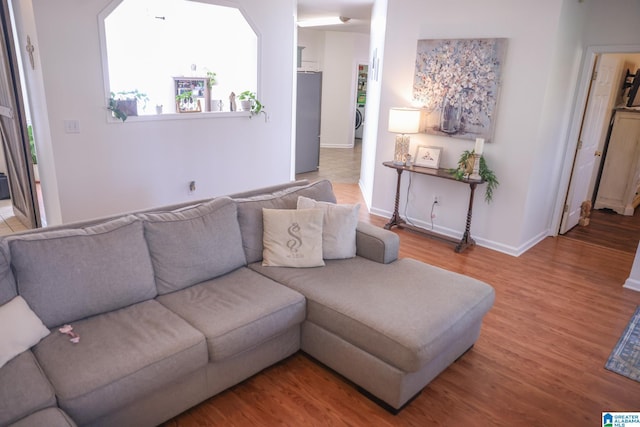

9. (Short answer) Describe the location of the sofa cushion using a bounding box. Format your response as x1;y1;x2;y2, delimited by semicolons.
0;242;16;306
32;299;207;425
138;197;247;295
0;296;50;368
297;196;360;260
8;216;157;328
234;180;336;264
250;257;495;373
0;351;56;426
262;208;325;268
157;267;305;362
8;408;77;427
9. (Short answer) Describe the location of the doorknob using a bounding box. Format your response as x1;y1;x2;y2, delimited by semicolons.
594;151;602;157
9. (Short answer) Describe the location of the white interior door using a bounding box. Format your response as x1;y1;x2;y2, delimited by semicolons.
0;0;40;229
559;54;622;234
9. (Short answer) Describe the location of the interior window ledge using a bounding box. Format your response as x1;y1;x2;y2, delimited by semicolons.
107;111;251;123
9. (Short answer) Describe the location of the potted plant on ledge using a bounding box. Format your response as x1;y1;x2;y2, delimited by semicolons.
107;90;149;121
237;90;265;116
206;70;222;111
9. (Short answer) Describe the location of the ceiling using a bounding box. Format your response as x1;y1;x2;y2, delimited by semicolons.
297;0;374;33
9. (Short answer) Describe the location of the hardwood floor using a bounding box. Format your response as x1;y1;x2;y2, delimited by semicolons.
563;207;640;254
164;183;640;427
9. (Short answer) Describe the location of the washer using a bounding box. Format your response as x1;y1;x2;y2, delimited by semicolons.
355;106;365;138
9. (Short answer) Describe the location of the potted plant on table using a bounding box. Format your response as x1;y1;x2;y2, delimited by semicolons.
451;150;499;203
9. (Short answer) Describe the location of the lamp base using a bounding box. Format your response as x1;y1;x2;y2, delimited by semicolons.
393;134;410;165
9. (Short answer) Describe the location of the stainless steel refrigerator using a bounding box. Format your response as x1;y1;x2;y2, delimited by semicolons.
295;72;322;174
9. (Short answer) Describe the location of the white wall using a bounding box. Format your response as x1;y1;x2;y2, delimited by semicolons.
319;31;369;148
298;28;324;72
18;0;295;224
369;0;583;255
359;0;387;208
521;0;587;248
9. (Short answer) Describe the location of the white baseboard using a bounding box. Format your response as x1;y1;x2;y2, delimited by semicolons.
367;208;546;257
320;144;354;149
623;278;640;292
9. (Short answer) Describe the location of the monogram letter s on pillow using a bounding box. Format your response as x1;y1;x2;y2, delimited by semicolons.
262;208;325;267
286;222;304;258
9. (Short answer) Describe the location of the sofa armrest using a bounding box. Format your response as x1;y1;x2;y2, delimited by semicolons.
355;222;399;264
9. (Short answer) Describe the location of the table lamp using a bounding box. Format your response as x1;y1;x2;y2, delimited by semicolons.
388;107;421;165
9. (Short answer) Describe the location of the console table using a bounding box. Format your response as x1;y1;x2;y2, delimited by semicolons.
382;161;484;253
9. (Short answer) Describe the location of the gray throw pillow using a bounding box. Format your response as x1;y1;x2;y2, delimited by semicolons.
9;216;157;328
297;196;360;259
139;197;247;294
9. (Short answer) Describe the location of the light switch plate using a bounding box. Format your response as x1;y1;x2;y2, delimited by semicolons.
64;120;80;134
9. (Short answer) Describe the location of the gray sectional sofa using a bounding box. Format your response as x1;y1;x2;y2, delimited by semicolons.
0;179;495;427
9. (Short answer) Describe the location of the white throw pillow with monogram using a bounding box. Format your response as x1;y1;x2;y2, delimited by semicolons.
262;208;325;267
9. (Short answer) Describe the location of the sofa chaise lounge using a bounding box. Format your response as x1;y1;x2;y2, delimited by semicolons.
0;179;495;426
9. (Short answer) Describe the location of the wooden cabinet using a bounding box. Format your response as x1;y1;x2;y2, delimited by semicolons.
595;110;640;215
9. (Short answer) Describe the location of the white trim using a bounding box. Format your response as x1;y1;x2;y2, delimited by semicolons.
97;0;261;122
623;278;640;292
320;143;355;149
106;111;250;124
368;207;549;257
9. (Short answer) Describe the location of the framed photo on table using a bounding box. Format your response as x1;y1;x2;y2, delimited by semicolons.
414;146;441;169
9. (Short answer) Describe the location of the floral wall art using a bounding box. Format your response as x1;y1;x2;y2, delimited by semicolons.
412;38;507;141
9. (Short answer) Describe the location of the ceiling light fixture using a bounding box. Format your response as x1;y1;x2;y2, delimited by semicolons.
297;16;351;28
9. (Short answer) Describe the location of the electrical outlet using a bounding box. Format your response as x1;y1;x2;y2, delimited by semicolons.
433;195;440;204
188;180;196;194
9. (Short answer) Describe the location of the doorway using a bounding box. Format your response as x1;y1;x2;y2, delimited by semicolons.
558;48;640;252
295;60;366;185
0;0;42;233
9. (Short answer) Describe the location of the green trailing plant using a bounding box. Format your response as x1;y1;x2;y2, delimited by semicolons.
107;90;149;122
108;94;127;121
451;150;499;203
175;90;194;102
238;90;264;116
117;89;149;106
27;125;37;164
206;70;217;89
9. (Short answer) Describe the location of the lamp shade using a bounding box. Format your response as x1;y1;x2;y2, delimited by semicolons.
388;108;421;134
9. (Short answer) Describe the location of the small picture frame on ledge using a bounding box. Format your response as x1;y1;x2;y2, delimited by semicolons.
414;146;441;169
